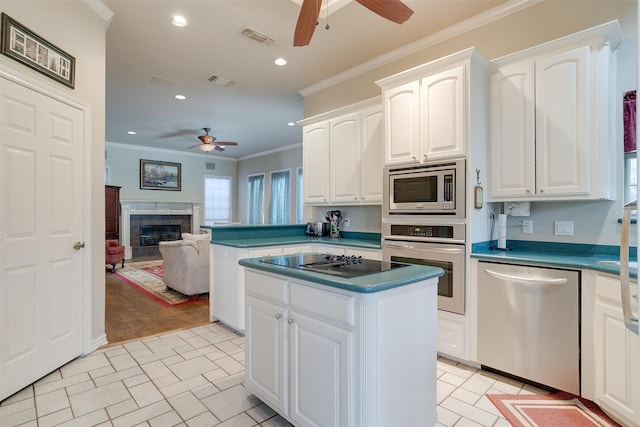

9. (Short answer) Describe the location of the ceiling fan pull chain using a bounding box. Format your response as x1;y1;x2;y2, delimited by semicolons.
325;0;330;30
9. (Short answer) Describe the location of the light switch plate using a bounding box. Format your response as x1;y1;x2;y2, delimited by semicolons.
554;221;573;236
522;220;533;234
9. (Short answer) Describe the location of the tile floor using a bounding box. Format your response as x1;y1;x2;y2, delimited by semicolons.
0;322;548;427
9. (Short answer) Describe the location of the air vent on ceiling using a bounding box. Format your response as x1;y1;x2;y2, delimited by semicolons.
205;162;216;170
207;74;236;87
240;27;275;45
149;75;180;87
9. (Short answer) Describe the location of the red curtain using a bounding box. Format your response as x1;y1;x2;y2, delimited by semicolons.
624;90;636;152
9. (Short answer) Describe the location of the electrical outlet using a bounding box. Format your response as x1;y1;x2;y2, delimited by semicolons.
522;220;533;234
343;218;350;228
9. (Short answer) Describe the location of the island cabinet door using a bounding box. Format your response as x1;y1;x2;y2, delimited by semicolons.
245;296;288;414
288;311;354;427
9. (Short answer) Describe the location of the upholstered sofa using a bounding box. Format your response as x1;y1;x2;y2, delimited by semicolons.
158;232;210;298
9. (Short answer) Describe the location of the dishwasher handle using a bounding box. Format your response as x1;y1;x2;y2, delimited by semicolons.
484;268;568;286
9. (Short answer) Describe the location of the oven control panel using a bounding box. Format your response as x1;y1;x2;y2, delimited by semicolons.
390;224;453;239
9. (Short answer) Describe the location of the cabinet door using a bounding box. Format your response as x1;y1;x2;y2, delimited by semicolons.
593;275;640;425
489;61;536;199
289;311;353;427
303;122;330;204
360;105;383;203
535;46;591;197
246;296;288;414
421;66;466;160
383;81;420;165
330;113;361;203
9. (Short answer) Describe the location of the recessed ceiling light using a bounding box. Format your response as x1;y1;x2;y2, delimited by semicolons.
127;131;136;135
169;15;187;27
287;122;296;126
274;57;287;66
175;94;186;100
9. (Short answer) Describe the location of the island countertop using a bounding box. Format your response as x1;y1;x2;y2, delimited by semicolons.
239;253;444;294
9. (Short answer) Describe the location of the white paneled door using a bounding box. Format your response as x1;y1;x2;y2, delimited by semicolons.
0;76;85;400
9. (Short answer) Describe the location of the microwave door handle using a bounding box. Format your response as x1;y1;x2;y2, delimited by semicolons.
620;199;639;334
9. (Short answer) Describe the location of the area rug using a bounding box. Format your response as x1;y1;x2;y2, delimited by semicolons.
487;392;621;427
113;260;209;307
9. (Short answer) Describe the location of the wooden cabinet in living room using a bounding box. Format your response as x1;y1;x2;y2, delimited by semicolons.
488;22;621;201
377;48;488;166
300;97;382;206
105;185;121;241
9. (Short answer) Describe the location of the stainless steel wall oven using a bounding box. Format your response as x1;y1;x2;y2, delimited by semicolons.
382;222;466;314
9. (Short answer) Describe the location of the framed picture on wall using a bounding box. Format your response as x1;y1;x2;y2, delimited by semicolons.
140;159;181;191
0;13;76;88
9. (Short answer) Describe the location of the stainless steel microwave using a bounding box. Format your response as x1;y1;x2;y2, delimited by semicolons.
384;159;465;218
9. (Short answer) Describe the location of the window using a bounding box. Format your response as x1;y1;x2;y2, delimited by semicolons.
269;170;291;224
625;152;637;204
297;167;303;223
247;174;265;224
104;166;111;184
204;176;231;225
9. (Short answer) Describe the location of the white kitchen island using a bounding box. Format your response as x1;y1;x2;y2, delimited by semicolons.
239;254;443;427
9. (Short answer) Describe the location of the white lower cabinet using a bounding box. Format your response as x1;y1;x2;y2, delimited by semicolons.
244;269;437;427
589;272;640;427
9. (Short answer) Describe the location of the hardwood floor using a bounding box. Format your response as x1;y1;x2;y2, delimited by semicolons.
104;262;211;345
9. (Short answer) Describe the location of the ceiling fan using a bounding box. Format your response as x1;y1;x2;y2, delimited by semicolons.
294;0;414;47
188;128;238;152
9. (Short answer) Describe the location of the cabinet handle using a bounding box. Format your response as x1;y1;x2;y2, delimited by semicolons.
540;189;544;193
412;155;416;160
288;318;295;324
526;189;531;193
423;154;427;160
275;313;283;319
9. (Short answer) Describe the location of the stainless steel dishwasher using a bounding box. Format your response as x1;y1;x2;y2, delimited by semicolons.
477;261;580;394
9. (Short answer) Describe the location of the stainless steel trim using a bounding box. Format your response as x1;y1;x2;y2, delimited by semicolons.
620;199;639;334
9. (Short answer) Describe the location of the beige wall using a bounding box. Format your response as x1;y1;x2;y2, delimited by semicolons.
1;0;109;347
304;0;637;116
302;0;638;244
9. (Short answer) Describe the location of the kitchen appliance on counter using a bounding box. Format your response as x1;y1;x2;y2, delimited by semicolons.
260;253;408;278
305;221;330;237
477;261;580;394
384;158;465;218
382;222;466;314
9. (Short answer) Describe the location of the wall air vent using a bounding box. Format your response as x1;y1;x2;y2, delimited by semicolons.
240;27;275;45
207;74;235;87
205;162;216;170
149;75;180;87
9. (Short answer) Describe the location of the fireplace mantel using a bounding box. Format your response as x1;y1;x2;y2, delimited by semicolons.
120;200;203;259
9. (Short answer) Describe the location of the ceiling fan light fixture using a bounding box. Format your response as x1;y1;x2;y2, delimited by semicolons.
199;144;216;152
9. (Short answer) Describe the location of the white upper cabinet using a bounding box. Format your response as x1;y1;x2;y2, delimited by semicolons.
302;121;330;204
300;97;382;206
488;22;621;201
377;48;488;166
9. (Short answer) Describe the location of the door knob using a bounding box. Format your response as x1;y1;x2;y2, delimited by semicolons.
73;241;85;250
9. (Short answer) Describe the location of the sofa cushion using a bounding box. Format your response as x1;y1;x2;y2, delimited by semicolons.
182;232;210;241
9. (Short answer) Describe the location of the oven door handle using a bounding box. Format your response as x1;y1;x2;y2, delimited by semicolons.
484;269;568;286
384;243;463;254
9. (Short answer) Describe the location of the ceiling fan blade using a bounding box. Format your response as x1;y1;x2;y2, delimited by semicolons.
215;145;226;152
215;141;238;146
186;144;201;149
355;0;414;24
294;0;322;47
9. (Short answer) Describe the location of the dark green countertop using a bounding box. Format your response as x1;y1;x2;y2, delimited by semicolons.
239;254;443;293
202;224;381;249
471;240;636;278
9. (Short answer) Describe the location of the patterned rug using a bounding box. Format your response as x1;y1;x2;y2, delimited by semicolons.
487;392;621;427
113;260;209;307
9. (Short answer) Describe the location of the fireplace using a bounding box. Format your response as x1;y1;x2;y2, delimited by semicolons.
140;225;181;247
130;214;191;258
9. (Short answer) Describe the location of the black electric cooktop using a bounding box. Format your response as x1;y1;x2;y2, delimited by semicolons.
260;253;408;279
